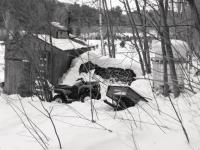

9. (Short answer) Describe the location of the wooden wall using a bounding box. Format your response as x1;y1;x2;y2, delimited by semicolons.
4;59;32;96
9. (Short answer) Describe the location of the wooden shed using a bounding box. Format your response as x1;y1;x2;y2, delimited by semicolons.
151;40;189;92
4;33;91;96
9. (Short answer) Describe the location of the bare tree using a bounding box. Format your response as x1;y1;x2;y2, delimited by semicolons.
134;0;151;74
186;0;200;32
99;0;106;56
102;0;116;58
122;0;146;75
159;0;180;97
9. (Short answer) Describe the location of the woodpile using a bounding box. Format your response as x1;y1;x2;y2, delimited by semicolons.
79;61;136;85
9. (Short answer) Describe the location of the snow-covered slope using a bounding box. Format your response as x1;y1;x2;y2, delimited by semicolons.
0;81;200;150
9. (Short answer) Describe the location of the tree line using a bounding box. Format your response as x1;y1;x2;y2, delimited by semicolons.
0;0;198;39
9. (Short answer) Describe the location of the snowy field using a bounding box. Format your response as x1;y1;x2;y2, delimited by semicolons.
0;40;200;150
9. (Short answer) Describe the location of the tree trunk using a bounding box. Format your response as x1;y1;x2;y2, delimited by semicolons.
159;0;180;97
186;0;200;58
186;0;200;32
130;0;150;74
143;0;151;73
123;0;146;75
161;32;169;96
102;0;112;57
103;0;115;58
99;0;106;56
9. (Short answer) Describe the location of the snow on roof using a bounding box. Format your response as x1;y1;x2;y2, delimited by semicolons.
37;34;88;51
115;32;133;37
60;50;142;86
51;22;67;30
152;39;189;59
116;32;157;38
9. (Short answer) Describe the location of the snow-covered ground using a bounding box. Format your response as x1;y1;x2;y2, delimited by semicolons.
0;40;200;150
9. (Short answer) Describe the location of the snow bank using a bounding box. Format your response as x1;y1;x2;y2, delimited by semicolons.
1;80;200;150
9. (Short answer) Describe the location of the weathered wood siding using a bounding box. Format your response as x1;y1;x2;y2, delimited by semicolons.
4;59;32;96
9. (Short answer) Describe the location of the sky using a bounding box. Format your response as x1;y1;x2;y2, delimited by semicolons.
57;0;160;11
57;0;126;9
57;0;180;12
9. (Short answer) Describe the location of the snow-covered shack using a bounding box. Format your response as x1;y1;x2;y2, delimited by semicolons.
151;40;189;92
50;22;70;38
4;33;92;96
